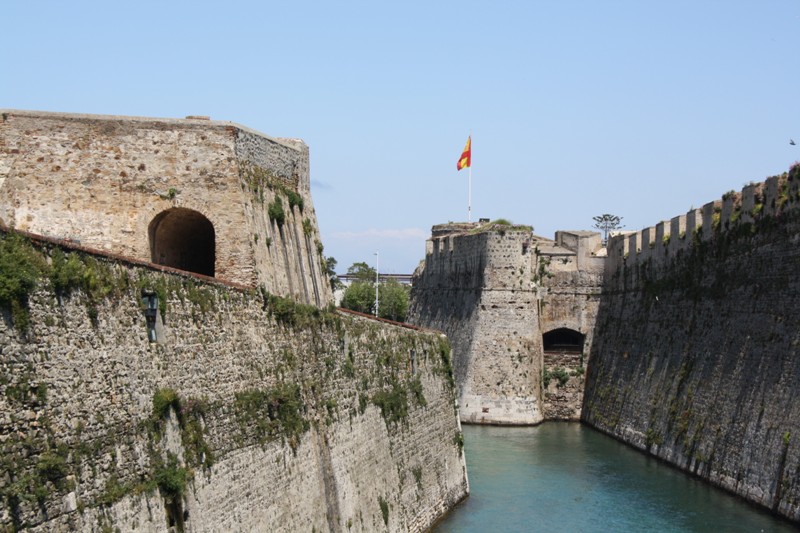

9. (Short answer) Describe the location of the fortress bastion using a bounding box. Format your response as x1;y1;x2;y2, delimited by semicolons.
0;109;330;307
408;221;605;425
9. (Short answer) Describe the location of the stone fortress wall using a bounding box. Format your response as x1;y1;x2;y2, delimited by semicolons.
0;110;330;306
0;111;468;531
408;222;605;425
583;164;800;522
413;225;543;425
0;239;468;532
604;170;793;285
535;231;604;420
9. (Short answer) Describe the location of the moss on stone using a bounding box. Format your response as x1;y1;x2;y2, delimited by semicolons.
234;383;310;450
0;233;48;331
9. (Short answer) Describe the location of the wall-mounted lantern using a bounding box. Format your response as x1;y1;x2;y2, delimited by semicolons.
141;290;159;342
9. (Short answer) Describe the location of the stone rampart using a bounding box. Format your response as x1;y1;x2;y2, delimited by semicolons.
0;110;330;307
604;169;797;288
533;231;604;420
409;223;606;424
409;224;543;425
0;232;468;532
583;163;800;522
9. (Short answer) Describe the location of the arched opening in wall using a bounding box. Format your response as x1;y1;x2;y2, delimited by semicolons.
542;328;585;354
149;208;215;277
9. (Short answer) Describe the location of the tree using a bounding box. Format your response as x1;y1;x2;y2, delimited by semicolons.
378;279;409;322
339;262;410;322
347;262;376;283
341;262;377;315
592;214;624;246
323;256;342;291
340;281;375;315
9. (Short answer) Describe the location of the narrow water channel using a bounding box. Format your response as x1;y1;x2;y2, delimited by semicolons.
434;423;796;532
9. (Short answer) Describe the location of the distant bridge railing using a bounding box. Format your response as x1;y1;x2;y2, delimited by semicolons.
337;273;413;285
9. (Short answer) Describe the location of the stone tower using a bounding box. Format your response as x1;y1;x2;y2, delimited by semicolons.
408;221;604;424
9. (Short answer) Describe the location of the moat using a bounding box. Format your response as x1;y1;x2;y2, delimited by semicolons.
434;424;796;532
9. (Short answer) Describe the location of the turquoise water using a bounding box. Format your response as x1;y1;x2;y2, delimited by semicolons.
434;424;797;532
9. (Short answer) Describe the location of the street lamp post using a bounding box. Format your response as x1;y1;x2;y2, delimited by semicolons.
374;251;379;317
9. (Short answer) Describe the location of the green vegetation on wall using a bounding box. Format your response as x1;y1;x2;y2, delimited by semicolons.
0;233;48;331
0;229;461;531
234;383;310;450
0;234;132;331
372;378;410;426
240;162;305;227
268;196;286;226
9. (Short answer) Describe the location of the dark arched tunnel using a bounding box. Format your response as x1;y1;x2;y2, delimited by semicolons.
149;208;215;277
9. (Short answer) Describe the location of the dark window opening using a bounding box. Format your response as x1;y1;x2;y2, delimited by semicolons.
149;208;215;277
542;328;584;353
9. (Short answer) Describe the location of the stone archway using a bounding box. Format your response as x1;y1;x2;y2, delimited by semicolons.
148;208;215;277
542;327;585;354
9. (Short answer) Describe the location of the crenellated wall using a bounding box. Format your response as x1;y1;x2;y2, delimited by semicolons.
409;223;544;425
409;223;605;424
0;232;468;532
584;163;800;523
604;171;794;287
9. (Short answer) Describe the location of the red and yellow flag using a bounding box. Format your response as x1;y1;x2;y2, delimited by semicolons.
457;136;471;171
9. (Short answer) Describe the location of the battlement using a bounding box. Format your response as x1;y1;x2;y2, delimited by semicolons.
426;221;533;254
421;222;536;290
411;221;605;424
606;163;800;282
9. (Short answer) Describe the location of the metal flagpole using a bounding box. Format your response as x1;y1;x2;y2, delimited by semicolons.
468;134;472;222
468;164;472;223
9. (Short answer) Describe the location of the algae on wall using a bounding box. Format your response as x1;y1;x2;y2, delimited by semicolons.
0;232;468;532
584;169;800;523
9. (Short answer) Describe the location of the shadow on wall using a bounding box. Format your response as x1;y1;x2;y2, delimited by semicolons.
149;208;215;277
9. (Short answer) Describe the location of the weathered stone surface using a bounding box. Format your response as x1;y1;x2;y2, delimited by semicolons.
0;233;467;532
584;164;800;523
0;109;467;532
409;227;542;425
408;223;604;424
0;110;330;306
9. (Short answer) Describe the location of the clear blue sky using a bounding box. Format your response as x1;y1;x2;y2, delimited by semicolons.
3;1;798;274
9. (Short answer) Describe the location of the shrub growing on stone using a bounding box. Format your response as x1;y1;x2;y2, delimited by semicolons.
268;197;286;226
0;233;48;331
153;388;181;421
287;190;304;213
155;453;187;502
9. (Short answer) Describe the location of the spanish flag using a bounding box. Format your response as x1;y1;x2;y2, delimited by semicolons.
457;136;471;171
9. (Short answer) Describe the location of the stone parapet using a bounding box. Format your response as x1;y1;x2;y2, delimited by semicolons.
604;165;798;290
